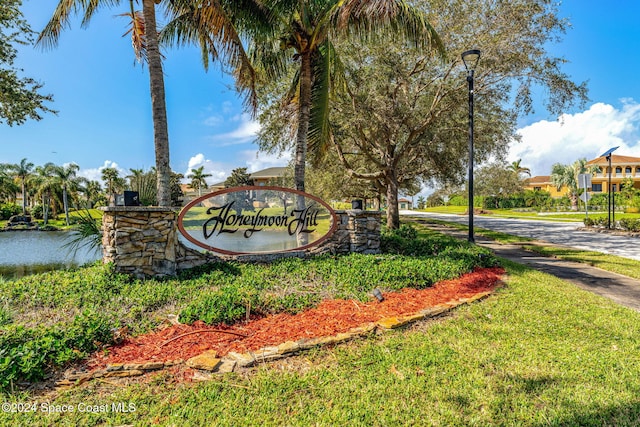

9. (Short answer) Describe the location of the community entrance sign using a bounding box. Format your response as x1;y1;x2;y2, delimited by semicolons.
177;186;338;255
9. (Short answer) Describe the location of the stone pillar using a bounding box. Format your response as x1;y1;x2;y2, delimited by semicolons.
100;207;178;278
319;210;381;254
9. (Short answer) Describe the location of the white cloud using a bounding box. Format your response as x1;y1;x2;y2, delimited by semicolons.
509;101;640;177
78;160;126;184
184;154;227;184
209;113;261;146
203;115;223;127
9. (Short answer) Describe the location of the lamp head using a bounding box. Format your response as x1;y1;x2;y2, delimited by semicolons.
462;49;481;71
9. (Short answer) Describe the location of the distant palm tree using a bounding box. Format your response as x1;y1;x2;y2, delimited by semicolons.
252;0;443;203
54;163;80;226
101;167;120;206
29;162;57;225
10;158;34;214
0;163;19;203
80;179;102;209
551;158;599;210
187;166;212;197
509;159;531;178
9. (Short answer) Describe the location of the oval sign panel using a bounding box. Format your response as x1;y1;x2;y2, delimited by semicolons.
177;186;338;255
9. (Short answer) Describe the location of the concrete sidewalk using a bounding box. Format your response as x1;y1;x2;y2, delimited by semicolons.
421;222;640;312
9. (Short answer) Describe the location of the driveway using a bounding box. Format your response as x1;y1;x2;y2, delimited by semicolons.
401;210;640;261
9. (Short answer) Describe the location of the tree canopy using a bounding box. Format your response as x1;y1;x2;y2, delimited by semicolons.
0;0;55;126
259;0;588;228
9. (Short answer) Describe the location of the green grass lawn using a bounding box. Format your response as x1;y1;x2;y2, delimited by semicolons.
0;209;103;230
3;219;640;425
3;260;640;426
408;217;640;281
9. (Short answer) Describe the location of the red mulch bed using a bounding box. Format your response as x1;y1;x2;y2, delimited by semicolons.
87;267;504;370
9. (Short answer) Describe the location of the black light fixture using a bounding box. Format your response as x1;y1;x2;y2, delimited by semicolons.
462;49;481;243
372;288;384;302
600;146;619;229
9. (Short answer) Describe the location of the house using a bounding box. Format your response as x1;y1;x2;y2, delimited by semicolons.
523;176;565;197
524;153;640;197
182;167;289;203
398;197;412;210
249;167;289;186
585;154;640;193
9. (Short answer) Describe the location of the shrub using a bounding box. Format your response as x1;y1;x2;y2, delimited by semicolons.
619;218;640;232
0;203;21;220
0;310;113;392
180;284;259;325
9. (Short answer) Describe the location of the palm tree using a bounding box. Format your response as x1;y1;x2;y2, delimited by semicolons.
79;179;103;209
509;159;531;178
38;0;172;205
10;158;34;214
29;162;57;225
252;0;443;202
101;167;120;206
53;163;80;226
38;0;268;206
551;158;599;211
187;166;212;197
0;164;19;203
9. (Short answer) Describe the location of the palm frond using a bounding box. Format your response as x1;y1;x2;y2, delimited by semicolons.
329;0;445;57
307;40;337;165
119;8;147;63
37;0;122;49
63;209;103;258
162;0;261;112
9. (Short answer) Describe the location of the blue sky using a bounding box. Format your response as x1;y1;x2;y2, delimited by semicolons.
2;0;640;188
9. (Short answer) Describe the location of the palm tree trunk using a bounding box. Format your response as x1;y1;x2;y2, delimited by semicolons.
21;180;27;215
42;194;49;225
63;185;70;226
142;0;171;207
294;51;312;198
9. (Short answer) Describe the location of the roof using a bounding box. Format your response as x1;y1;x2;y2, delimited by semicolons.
249;167;288;179
398;198;412;203
525;175;551;184
586;154;640;165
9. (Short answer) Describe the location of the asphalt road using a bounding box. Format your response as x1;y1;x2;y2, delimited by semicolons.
401;210;640;261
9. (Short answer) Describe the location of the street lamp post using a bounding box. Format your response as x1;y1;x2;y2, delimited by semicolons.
462;49;481;243
600;146;619;229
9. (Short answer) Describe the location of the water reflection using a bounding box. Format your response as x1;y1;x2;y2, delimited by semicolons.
0;231;101;279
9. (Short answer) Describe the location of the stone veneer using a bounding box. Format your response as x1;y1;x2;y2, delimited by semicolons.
100;207;381;278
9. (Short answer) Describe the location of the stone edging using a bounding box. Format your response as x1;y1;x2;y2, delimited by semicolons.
56;286;500;388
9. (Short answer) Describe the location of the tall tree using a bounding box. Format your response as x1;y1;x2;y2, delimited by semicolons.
101;167;120;206
509;159;531;178
79;179;103;209
53;163;80;225
29;163;58;224
37;0;267;206
187;166;212;197
0;0;55;126
9;157;33;214
311;0;587;228
224;167;254;214
254;0;443;209
0;164;19;202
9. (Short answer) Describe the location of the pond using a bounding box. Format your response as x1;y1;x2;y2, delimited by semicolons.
0;231;101;279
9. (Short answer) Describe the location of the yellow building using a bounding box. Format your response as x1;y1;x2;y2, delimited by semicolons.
585;154;640;193
523;175;566;197
525;154;640;196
